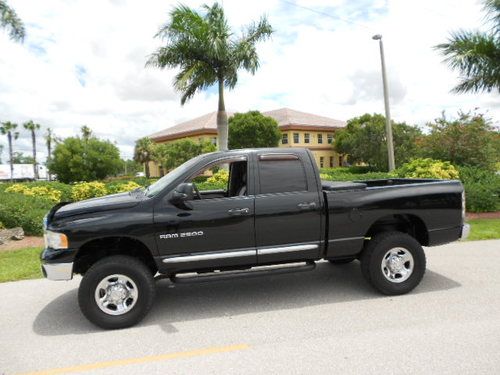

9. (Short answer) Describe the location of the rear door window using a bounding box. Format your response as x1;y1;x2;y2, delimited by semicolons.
258;155;308;194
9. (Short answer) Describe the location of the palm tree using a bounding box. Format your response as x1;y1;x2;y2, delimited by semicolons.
44;128;55;181
134;137;154;178
0;121;19;182
0;0;25;42
436;0;500;93
147;3;273;151
23;120;41;179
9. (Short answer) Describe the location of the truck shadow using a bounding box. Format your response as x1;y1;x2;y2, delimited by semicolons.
33;262;461;336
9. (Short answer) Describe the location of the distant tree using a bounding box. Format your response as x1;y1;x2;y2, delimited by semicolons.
334;114;422;171
133;137;155;178
153;139;216;171
81;125;92;140
419;111;500;170
49;128;122;183
435;0;500;93
0;121;19;182
23;120;41;179
0;0;25;42
10;151;34;164
228;111;281;149
147;2;273;151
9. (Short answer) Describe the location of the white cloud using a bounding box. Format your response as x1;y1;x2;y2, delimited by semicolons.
0;0;498;162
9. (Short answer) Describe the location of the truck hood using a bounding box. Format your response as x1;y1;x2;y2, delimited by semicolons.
53;192;142;219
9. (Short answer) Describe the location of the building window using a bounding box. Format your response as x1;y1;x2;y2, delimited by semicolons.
327;133;334;144
329;156;333;167
211;137;217;146
282;133;288;144
293;133;300;143
320;156;324;168
304;133;310;144
339;155;344;166
318;134;323;144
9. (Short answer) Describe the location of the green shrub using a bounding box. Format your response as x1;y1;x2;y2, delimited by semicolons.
396;158;459;179
459;166;500;212
0;192;52;235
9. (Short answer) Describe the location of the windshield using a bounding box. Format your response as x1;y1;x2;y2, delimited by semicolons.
145;154;206;197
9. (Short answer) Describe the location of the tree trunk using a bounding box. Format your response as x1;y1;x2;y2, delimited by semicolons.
8;132;13;182
47;139;52;181
32;130;38;180
145;161;150;179
217;78;228;151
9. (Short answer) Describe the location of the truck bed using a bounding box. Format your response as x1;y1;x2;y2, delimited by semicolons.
322;178;464;259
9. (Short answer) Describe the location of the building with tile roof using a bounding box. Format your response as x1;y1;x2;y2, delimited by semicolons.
147;108;346;176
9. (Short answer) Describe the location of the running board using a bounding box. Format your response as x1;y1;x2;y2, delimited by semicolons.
167;261;316;284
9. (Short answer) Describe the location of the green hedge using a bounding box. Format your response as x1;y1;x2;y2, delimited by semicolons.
0;192;53;236
458;167;500;212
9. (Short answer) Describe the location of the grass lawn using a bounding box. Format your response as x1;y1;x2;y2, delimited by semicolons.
467;218;500;241
0;247;43;283
0;219;498;283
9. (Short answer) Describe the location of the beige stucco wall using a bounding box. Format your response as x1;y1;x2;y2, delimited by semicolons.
148;129;342;177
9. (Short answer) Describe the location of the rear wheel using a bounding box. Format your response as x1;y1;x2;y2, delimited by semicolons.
78;255;156;329
360;232;426;295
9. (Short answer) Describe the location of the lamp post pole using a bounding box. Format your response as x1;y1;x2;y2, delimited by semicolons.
372;34;395;171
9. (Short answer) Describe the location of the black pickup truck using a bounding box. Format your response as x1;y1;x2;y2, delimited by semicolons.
41;148;469;329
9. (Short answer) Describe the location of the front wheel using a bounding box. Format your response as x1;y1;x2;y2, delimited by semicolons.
360;232;426;295
78;255;156;329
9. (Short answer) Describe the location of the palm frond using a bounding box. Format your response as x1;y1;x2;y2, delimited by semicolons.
436;30;500;93
0;0;25;42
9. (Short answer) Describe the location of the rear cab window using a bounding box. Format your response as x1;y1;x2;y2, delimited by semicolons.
257;154;308;194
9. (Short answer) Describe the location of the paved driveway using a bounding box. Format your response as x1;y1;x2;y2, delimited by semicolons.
1;240;499;375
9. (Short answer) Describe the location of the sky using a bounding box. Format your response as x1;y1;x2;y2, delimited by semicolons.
0;0;498;162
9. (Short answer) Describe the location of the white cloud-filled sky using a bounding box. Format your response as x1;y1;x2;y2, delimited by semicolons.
0;0;498;161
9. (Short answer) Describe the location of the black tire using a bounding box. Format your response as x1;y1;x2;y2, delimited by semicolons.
360;231;426;295
328;258;355;265
78;255;156;329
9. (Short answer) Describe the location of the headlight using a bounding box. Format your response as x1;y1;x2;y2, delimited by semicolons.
44;231;69;249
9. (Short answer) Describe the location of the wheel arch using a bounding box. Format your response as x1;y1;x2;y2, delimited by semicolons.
364;213;429;246
73;236;157;275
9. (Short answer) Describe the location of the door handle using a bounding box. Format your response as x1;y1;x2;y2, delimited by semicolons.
228;208;250;216
297;202;316;210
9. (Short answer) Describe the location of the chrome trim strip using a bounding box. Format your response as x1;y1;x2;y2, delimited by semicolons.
328;236;364;243
162;249;255;264
257;244;318;255
460;223;470;240
42;262;73;281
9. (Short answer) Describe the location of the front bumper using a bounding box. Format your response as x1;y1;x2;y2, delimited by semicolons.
460;223;471;240
41;262;74;281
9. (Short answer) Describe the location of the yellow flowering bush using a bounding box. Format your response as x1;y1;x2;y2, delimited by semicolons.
71;182;108;201
397;158;459;180
5;184;28;194
108;181;141;194
207;169;229;184
6;184;62;203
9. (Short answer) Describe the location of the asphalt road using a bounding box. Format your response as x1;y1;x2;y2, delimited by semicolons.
1;240;500;375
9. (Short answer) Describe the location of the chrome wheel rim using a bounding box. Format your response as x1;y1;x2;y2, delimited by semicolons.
94;274;138;316
381;247;414;283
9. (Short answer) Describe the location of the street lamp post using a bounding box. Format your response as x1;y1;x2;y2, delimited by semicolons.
372;34;395;171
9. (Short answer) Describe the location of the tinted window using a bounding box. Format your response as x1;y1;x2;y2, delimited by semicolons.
259;158;308;194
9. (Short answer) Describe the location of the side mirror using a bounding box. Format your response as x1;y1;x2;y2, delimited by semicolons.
169;183;194;210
